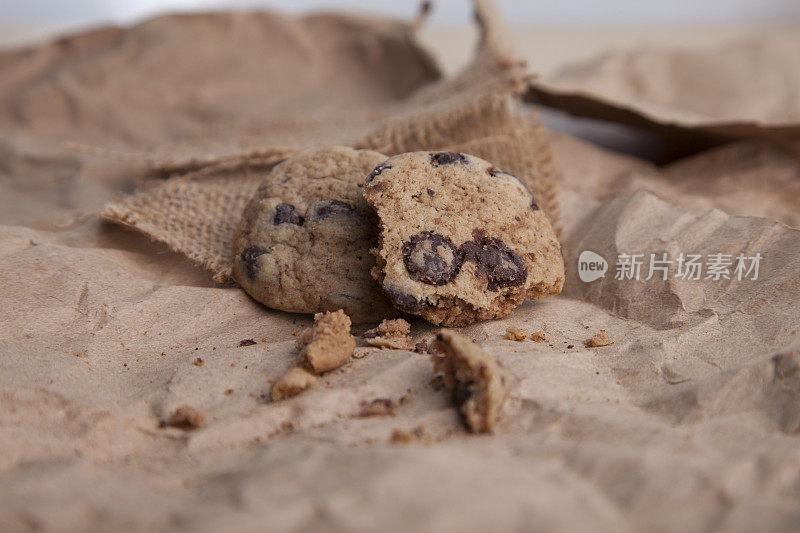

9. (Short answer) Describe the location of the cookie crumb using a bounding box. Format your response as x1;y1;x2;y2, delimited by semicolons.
505;327;527;341
358;398;396;417
165;405;206;429
297;310;356;373
431;330;507;433
390;426;426;443
585;330;614;348
414;340;430;353
238;339;257;347
193;357;204;366
362;319;413;350
530;331;547;342
271;367;317;401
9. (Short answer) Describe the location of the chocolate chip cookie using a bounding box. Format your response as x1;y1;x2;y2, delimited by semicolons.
232;147;395;323
364;151;564;326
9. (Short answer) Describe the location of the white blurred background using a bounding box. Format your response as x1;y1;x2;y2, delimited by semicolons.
2;0;800;49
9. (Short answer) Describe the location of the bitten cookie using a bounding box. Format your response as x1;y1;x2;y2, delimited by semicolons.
232;147;395;323
363;151;564;326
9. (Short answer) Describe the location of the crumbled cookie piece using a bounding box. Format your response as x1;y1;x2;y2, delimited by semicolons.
271;367;318;401
362;318;413;350
530;331;547;342
297;309;356;373
358;398;396;417
390;426;426;443
364;151;564;326
414;339;430;353
505;326;527;341
238;339;257;347
585;330;614;347
431;330;507;433
165;405;206;429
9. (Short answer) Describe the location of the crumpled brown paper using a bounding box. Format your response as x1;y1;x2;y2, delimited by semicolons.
100;0;559;282
2;3;800;533
528;33;800;154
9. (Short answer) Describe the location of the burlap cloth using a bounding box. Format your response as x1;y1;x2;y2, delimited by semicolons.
97;0;559;283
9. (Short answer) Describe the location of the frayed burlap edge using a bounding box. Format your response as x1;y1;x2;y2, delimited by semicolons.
102;0;561;282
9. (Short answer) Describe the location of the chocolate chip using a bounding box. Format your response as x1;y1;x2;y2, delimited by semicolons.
453;381;473;408
430;152;467;167
488;167;537;209
402;231;461;285
240;246;269;279
487;166;514;179
311;200;359;221
384;288;428;314
365;161;392;185
426;188;435;196
273;203;303;226
459;236;527;290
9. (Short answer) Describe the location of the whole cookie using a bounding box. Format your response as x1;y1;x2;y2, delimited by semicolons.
364;151;564;326
232;147;395;323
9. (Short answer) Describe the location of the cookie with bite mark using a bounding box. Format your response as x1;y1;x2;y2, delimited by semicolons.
363;151;564;326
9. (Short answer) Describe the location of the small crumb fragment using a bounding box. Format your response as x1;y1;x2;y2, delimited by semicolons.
414;340;430;353
225;389;234;395
271;367;318;401
193;357;204;366
297;310;356;373
585;330;614;348
431;330;507;434
390;426;426;443
238;339;257;347
530;331;547;343
362;319;413;350
358;398;396;417
505;326;527;341
165;405;205;429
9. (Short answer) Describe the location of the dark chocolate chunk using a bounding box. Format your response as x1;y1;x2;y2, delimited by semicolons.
311;200;360;221
459;236;527;290
365;161;392;185
402;231;461;285
487;166;513;179
430;152;467;167
239;246;269;279
453;381;473;408
273;203;303;226
384;288;428;314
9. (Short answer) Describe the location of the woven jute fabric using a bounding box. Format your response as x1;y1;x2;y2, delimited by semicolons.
102;0;560;282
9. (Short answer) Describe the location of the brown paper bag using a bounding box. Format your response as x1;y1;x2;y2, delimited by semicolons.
527;33;800;157
100;0;560;282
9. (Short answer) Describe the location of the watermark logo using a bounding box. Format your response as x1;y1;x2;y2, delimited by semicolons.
578;251;763;282
578;250;608;282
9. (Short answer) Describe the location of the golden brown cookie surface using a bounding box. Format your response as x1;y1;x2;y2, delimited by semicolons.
364;151;564;326
232;147;394;323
